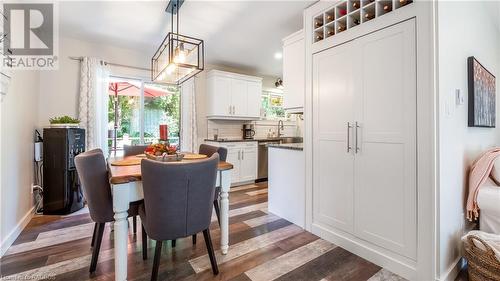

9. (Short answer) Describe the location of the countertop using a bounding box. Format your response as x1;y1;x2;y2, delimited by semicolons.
267;143;303;151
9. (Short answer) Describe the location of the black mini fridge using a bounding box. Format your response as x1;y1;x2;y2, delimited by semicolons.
43;128;85;214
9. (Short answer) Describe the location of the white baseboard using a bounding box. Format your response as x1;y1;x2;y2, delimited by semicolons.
312;223;417;280
439;256;465;281
0;206;35;257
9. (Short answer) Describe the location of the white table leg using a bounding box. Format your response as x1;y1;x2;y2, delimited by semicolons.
112;184;130;281
219;170;231;255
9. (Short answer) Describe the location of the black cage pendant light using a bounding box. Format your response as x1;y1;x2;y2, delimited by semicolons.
151;0;204;85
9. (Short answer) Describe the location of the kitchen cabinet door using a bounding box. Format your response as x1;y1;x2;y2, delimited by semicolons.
239;147;257;182
246;81;262;118
312;40;355;234
231;79;248;117
353;20;417;259
225;148;241;184
208;75;232;116
283;30;304;111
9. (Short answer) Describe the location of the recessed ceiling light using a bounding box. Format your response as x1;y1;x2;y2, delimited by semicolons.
274;52;283;60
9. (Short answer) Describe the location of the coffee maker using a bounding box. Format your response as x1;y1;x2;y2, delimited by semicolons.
242;124;255;139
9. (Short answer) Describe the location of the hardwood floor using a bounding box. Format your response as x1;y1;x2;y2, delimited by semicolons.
1;182;407;281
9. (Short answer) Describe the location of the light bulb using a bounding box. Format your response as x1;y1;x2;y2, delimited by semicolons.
174;43;187;64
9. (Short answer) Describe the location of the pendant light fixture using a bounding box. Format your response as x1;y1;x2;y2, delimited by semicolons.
151;0;204;85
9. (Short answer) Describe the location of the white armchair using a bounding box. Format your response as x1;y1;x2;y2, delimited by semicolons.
478;159;500;234
477;178;500;234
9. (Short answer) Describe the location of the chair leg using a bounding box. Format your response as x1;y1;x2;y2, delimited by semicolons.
91;222;98;247
133;216;137;234
192;234;197;244
213;199;221;226
202;229;219;275
142;224;147;260
151;240;162;281
90;223;105;273
171;239;176;248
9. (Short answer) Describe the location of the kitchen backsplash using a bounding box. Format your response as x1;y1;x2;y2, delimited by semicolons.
206;117;302;140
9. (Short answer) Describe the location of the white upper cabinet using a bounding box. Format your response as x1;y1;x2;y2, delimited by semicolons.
282;30;305;113
206;70;262;120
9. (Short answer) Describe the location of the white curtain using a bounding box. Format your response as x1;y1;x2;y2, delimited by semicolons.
180;77;198;152
78;57;110;156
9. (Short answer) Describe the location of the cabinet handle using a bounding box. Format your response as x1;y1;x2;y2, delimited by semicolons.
355;122;360;153
347;122;352;153
232;105;235;115
229;105;232;115
238;150;241;160
241;150;244;160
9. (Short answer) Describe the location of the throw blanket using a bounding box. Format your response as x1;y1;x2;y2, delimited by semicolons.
462;230;500;262
467;147;500;221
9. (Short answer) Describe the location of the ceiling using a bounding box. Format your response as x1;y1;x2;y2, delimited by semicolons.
59;1;314;77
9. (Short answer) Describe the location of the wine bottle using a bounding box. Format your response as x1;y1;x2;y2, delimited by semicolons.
364;12;374;20
326;14;334;22
315;20;323;28
352;2;359;9
337;25;346;32
315;34;323;41
383;4;391;11
339;9;347;16
353;18;360;25
327;29;334;36
399;0;410;5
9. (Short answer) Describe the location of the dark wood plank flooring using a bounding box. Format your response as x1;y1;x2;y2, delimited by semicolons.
1;182;408;281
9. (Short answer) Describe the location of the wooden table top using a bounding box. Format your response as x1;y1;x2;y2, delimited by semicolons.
108;156;233;184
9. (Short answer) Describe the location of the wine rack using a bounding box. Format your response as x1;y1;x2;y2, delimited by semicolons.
313;0;412;43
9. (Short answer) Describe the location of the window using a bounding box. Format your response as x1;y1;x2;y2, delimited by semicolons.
107;76;180;155
261;90;285;119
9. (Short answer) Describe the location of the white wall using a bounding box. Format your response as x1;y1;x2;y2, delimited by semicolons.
0;70;40;256
438;1;500;279
38;36;150;128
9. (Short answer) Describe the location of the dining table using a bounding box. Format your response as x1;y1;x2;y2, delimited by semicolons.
107;153;233;281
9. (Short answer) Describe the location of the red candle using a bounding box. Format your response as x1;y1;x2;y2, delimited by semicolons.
159;125;168;141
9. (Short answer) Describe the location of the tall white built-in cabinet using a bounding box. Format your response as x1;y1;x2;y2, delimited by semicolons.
313;18;416;257
305;0;437;279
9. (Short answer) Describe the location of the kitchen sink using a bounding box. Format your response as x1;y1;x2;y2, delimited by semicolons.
279;137;303;144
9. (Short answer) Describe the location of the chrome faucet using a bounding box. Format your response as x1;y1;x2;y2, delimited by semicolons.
277;120;284;137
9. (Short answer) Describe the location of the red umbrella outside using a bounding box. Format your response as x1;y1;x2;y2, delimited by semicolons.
108;82;171;98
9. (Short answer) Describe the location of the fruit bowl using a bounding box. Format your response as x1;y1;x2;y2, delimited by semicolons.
145;152;184;162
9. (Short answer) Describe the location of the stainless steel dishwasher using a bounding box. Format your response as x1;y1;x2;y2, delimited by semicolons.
257;140;281;180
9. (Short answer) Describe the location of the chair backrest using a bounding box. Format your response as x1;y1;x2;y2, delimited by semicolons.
74;149;114;223
123;144;149;157
199;144;227;161
140;154;219;241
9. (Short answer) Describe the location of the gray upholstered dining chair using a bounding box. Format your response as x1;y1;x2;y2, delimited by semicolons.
171;144;228;247
74;149;142;273
123;144;149;157
140;154;220;280
199;144;228;225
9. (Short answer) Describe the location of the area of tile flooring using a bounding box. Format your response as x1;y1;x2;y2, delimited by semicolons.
0;182;408;281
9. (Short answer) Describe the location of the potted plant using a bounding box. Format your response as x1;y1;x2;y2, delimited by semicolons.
49;116;80;128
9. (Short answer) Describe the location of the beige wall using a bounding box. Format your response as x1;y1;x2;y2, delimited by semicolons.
1;70;40;255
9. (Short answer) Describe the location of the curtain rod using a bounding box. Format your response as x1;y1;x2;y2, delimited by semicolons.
68;56;150;72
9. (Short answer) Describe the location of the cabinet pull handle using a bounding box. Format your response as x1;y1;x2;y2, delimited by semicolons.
242;150;244;160
229;105;232;115
232;105;235;115
355;122;360;153
238;150;241;160
347;122;352;153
